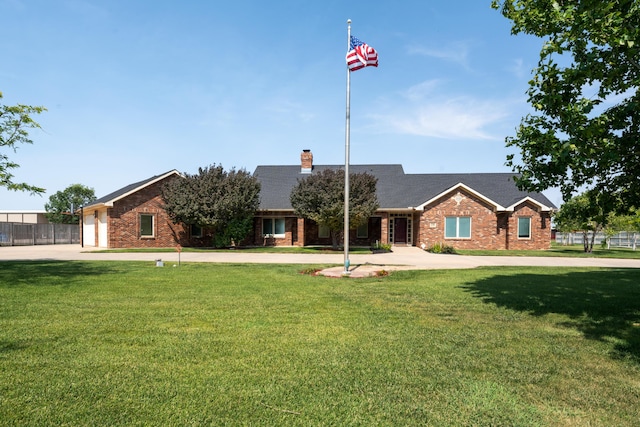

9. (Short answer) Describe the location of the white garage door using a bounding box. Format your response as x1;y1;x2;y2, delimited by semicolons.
83;214;95;246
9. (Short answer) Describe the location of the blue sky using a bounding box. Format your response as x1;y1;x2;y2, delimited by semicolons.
0;0;562;210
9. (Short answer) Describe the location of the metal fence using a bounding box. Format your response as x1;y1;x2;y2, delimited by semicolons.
555;231;638;249
0;223;80;246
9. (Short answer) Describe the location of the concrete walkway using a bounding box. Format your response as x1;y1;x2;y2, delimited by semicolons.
2;244;640;277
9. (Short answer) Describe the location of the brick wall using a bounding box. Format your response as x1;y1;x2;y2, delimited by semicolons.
417;189;551;250
252;212;299;246
108;179;188;249
418;189;503;250
507;202;552;250
252;215;382;247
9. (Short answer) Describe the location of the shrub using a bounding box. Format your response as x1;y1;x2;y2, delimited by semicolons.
426;242;456;254
371;242;392;252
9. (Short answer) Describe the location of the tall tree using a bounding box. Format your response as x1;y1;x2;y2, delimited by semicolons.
492;1;640;208
290;169;379;249
553;190;611;252
45;184;96;224
0;91;47;194
161;165;260;247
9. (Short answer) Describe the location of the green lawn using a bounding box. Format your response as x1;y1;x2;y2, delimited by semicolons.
95;243;640;259
1;262;639;426
457;243;640;259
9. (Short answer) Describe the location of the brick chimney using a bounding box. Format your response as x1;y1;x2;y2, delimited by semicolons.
301;149;313;173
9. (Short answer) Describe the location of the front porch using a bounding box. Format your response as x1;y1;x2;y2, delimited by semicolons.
252;211;418;247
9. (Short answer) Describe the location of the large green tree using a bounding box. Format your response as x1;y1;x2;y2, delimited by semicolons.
290;169;379;249
161;165;260;247
0;91;47;194
553;190;612;252
492;1;640;208
45;184;96;224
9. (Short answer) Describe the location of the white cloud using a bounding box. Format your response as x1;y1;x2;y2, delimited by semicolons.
368;81;512;140
263;98;316;123
401;79;445;101
407;41;471;69
508;58;527;79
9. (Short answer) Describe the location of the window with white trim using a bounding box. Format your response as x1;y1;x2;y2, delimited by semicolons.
140;214;154;238
518;217;531;239
263;218;285;237
445;216;471;239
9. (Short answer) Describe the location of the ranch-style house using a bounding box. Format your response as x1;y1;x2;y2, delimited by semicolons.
81;150;555;250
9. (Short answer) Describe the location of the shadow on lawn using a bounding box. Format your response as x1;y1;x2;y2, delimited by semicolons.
461;269;640;363
0;261;123;287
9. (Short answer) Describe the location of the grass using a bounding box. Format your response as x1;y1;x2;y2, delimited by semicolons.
456;243;640;259
1;262;639;425
94;242;640;259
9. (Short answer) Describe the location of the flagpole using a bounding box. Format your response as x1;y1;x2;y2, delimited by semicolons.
343;18;352;275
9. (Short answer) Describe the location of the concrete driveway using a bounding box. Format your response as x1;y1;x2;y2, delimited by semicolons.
2;244;640;277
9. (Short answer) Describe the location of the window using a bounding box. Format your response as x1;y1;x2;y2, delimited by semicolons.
140;214;154;237
445;216;471;239
357;222;368;238
318;224;330;238
518;217;531;239
191;224;203;238
263;218;285;237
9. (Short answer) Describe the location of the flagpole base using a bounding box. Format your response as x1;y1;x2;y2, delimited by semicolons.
343;259;351;276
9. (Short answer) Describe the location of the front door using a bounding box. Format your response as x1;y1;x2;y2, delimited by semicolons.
394;218;407;244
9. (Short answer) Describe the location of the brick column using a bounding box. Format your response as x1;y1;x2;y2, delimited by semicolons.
380;213;389;244
296;217;306;246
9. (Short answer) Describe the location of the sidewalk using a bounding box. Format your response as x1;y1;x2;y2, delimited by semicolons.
2;244;640;277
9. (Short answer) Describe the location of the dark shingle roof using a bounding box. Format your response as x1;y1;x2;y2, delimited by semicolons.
254;164;405;210
85;170;181;208
254;165;556;211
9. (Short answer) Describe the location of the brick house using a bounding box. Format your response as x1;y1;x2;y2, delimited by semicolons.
251;150;555;250
81;170;191;248
83;151;555;250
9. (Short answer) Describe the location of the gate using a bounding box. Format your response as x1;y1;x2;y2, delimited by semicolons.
0;223;79;246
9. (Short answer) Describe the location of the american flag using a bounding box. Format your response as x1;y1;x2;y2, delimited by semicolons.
346;35;378;71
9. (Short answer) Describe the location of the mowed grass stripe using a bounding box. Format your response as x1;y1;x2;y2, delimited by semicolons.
0;261;638;426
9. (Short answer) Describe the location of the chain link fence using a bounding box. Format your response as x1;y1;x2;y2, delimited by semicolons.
0;223;80;246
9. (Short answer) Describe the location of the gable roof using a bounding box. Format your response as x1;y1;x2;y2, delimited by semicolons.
406;174;555;211
84;170;182;209
254;165;556;212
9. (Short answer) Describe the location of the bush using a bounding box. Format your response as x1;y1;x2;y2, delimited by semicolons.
371;242;392;252
426;242;456;254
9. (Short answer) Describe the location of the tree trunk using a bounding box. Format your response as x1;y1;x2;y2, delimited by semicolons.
589;230;597;253
330;230;341;250
582;231;590;252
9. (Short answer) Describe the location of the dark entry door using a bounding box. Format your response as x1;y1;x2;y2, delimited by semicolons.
394;218;407;244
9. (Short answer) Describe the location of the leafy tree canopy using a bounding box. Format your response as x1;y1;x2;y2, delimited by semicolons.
0;91;47;194
290;169;379;248
492;1;640;209
45;184;96;224
553;190;615;252
161;165;260;247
